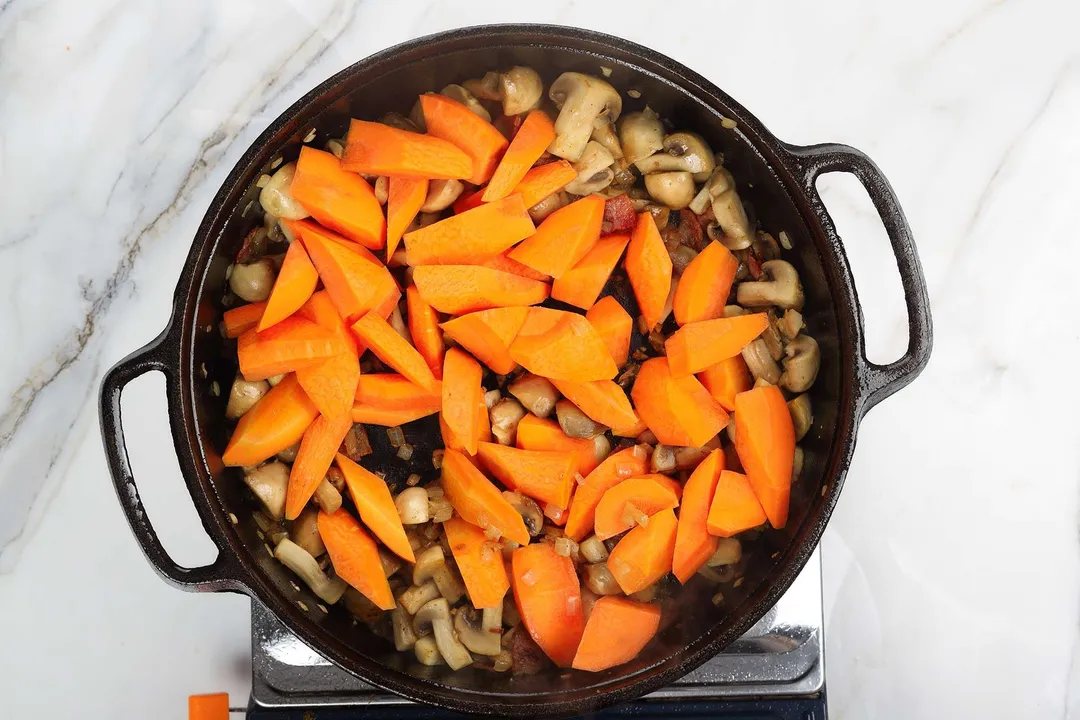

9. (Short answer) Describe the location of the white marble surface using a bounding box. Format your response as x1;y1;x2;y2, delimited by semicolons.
1;0;1078;717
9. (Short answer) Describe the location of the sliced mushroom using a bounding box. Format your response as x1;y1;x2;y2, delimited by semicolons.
373;175;389;205
585;562;622;595
508;374;559;418
591;117;624;159
395;487;430;525
630;585;657;603
580;586;600;622
409;99;426;132
669;244;699;274
463;71;501;101
243;462;289;520
432;563;467;605
548;72;622;162
266;374;286;387
644;171;695;210
290;506;325;558
793;446;805;481
788;394;813;441
276;442;299;463
722;304;747;318
579;536;609;564
593;433;612;464
503;594;522;627
556;399;608;439
455;605;503;656
490;398;527;445
392;603;419;651
610;157;637;188
737;260;804;311
312;477;342;514
761;313;785;361
635;132;715;181
742;338;782;384
564;141;615;195
503;491;544;537
413;598;473;670
618;107;664;164
259;162;309;220
528;191;568;223
399;580;441;615
708;537;742;566
414;634;444;665
779;309;804;340
229;259;276;303
710;188;752;248
413;545;446;586
651;444;676;474
780;334;820;393
420;179;465;213
226;376;269;419
499;66;543;116
274;538;347;604
380;112;419;132
441;84;492;122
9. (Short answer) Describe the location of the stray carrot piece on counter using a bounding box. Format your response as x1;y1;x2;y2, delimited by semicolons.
318;508;395;610
550;379;642;437
351;404;438;426
630;358;694;447
386;177;428;261
295;352;360;420
419;93;509;185
734;385;795;529
516;414;599;479
673;241;739;325
221;374;318;467
237;317;346;381
563;446;648;542
665;314;770;377
607;508;678;595
189;693;230;720
412;265;549;315
223;301;266;338
405;286;444;380
511;543;585;668
509;308;617;382
572;596;661;672
257;241;318;332
707;469;767;538
441;348;484;455
336;453;415;562
444;516;510;609
625;211;672;330
353;373;441;411
593;475;681;541
290;146;386;250
483;110;556;202
511;160;577;209
586;296;633;369
351;312;438;393
551;233;630;310
697;356;752;412
476;442;576;509
673;449;725;583
441;449;530;545
667;372;731;447
440;306;529;375
509;194;604;279
404;195;535;266
342;119;472;180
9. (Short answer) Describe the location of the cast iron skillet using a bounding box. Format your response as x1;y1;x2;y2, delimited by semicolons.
99;25;932;717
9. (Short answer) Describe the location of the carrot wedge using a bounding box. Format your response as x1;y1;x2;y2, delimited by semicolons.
354;374;441;412
734;386;795;529
412;265;549;315
667;373;731;447
483;110;556;201
351;404;439;426
419;93;509;185
707;469;768;537
630;358;694;446
237;317;346;381
342;119;472;180
444;516;510;609
441;449;530;545
441;348;484;455
509;195;604;279
291;146;386;250
512;543;585;668
295;352;361;420
594;475;681;540
476;442;576;509
511;160;577;208
564;446;648;541
387;178;428;261
697;356;752;412
405;286;445;380
285;412;352;519
222;374;318;466
317;508;395;610
223;301;266;338
673;449;725;583
516;414;599;479
439;307;529;375
673;241;738;325
572;596;661;672
551;233;630;310
404;195;535;266
550;379;642;437
336;453;414;561
666;314;770;376
586;296;633;368
625;211;672;330
479;251;551;282
257;241;318;332
607;508;678;594
297;290;359;355
351;312;438;393
509;308;617;382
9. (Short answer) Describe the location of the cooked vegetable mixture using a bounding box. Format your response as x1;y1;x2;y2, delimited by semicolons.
220;66;819;674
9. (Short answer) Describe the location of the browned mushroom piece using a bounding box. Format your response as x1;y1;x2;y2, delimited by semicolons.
548;73;622;162
499;66;544;116
440;84;492;122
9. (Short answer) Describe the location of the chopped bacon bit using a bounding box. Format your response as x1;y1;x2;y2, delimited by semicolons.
603;194;637;234
747;254;762;280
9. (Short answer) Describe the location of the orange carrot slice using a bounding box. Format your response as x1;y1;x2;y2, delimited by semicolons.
673;241;738;325
476;442;576;509
295;352;360;420
479;251;551;283
335;453;414;561
351;312;438;393
544;501;570;526
318;508;395;610
441;449;530;545
515;415;599;479
697;356;752;412
572;596;661;672
586;296;633;368
223;301;266;338
237;317;346;381
511;160;577;208
405;286;445;380
593;475;681;540
483;110;556;202
453;188;486;215
509;308;617;382
221;374;318;466
511;543;585;667
666;314;770;376
441;348;483;455
257;241;318;332
707;469;767;538
667;373;731;447
404;195;534;266
625;211;672;330
291;146;386;250
564;446;648;542
550;379;642;437
419;93;509;185
607;508;678;594
285;412;352;519
386;177;428;261
350;404;438;426
551;233;630;310
508;195;604;278
439;307;529;375
630;358;694;446
297;290;359;355
412;265;549;315
353;373;440;411
734;386;795;529
188;693;229;720
672;449;725;583
342;119;472;180
443;516;510;609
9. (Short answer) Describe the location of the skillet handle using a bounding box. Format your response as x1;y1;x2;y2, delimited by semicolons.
786;143;933;413
99;327;241;592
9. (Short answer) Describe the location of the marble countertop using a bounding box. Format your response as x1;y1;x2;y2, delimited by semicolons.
2;1;1078;718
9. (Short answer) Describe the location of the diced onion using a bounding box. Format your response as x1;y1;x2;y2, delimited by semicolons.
779;231;793;250
615;463;635;478
574;473;586;486
712;591;725;606
566;594;581;614
387;426;405;448
432;450;445;469
406;473;421;486
484;389;502;408
396;443;414;461
554;537;577;557
622;502;648;529
520;569;537;586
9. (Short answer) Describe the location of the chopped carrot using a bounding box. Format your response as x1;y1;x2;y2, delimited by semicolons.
544;500;570;526
354;373;440;411
285;412;352;519
563;446;648;542
648;472;685;502
607;508;678;595
297;290;359;355
453;188;486;215
550;379;642;437
444;516;510;609
515;414;599;479
441;449;530;545
483;110;556;201
237;317;347;381
336;453;415;562
672;241;739;325
511;160;577;208
439;307;529;375
479;251;551;282
350;404;438;426
593;475;681;540
441;348;483;455
551;233;630;310
476;442;576;509
586;296;633;368
734;386;795;529
509;308;617;382
511;543;585;667
625;211;672;330
351;312;438;393
386;177;428;261
665;314;770;376
188;693;230;720
342;119;472;180
405;285;444;380
223;301;266;338
291;146;386;250
707;469;767;538
257;240;318;332
667;373;731;447
419;93;509;185
318;508;395;610
222;374;318;466
295;352;361;420
572;596;661;672
697;356;752;412
672;449;724;583
630;358;694;446
508;195;604;278
412;265;549;315
404;195;535;266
